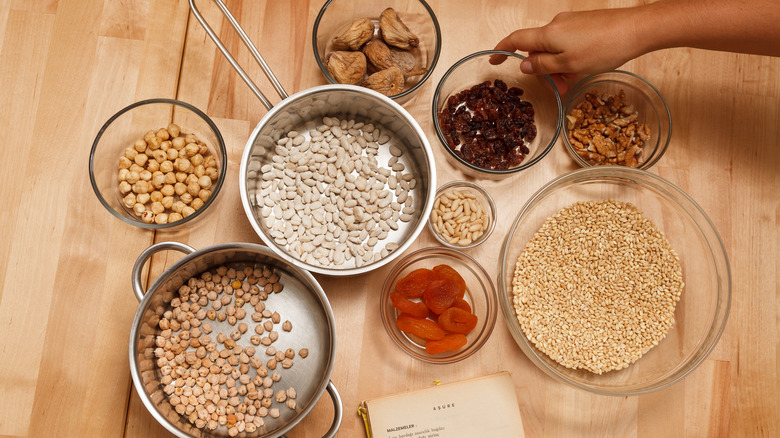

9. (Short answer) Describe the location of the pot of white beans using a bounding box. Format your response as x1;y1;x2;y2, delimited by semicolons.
129;241;343;438
190;0;437;276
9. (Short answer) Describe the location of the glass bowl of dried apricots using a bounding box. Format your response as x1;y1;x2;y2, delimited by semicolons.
380;246;498;364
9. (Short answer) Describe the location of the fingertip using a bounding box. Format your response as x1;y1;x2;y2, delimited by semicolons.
520;58;535;74
488;54;507;65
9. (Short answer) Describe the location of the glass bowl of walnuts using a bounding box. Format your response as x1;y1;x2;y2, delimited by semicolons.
89;98;227;229
562;70;672;170
433;50;563;178
312;0;442;104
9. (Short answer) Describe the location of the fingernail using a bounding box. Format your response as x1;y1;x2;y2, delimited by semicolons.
520;59;535;74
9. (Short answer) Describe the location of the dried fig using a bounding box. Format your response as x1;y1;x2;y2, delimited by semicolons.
390;48;427;77
379;8;419;50
364;66;404;96
332;17;375;51
326;51;367;85
363;39;395;71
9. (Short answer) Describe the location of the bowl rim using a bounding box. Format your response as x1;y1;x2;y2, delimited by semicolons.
311;0;443;101
89;97;228;229
431;50;563;175
497;166;731;395
427;180;497;249
380;246;499;364
561;70;673;170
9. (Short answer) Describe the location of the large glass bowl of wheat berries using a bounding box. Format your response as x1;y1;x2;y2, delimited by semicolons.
498;166;730;396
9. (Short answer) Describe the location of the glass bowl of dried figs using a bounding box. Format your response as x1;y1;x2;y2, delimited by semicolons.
562;70;672;170
312;0;442;104
433;50;563;178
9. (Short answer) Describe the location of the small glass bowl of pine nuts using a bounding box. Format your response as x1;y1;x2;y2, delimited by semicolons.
89;98;227;229
427;180;496;249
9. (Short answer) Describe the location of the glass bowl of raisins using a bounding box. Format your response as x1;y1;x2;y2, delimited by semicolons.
433;50;563;177
562;70;672;170
380;247;498;364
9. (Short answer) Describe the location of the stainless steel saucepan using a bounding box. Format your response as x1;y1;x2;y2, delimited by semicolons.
189;0;437;276
129;241;342;437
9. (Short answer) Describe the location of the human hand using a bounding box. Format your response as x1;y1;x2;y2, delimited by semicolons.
490;9;646;93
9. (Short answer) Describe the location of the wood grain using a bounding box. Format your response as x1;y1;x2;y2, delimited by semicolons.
0;1;777;437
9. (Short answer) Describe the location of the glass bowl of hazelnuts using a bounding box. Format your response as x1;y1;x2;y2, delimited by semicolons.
89;98;227;229
312;0;442;104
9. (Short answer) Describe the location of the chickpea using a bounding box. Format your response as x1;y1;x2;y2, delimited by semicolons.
160;160;174;173
151;201;165;215
191;154;204;167
147;159;160;173
132;180;150;194
148;136;162;150
127;171;140;184
198;175;212;190
134;153;148;166
187;181;201;197
124;147;138;160
168;123;181;138
140;210;154;223
119;181;132;195
162;196;174;209
184;143;199;157
153;149;167;163
122;193;136;208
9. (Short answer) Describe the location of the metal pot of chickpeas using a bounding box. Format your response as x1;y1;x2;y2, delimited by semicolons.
129;241;343;438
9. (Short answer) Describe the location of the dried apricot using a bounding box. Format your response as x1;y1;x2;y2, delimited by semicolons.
395;268;435;298
395;313;446;340
389;292;429;319
425;334;467;354
432;264;466;299
422;279;458;314
437;307;478;335
451;298;472;313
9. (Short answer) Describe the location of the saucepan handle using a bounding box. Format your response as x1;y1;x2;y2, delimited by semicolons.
188;0;289;110
322;380;344;438
131;241;196;302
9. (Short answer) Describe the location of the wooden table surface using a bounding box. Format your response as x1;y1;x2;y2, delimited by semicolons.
1;0;778;437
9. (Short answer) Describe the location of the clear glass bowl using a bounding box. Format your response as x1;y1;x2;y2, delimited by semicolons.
312;0;442;104
381;247;498;364
432;50;563;178
427;180;496;249
89;98;227;229
563;70;672;170
498;167;730;395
